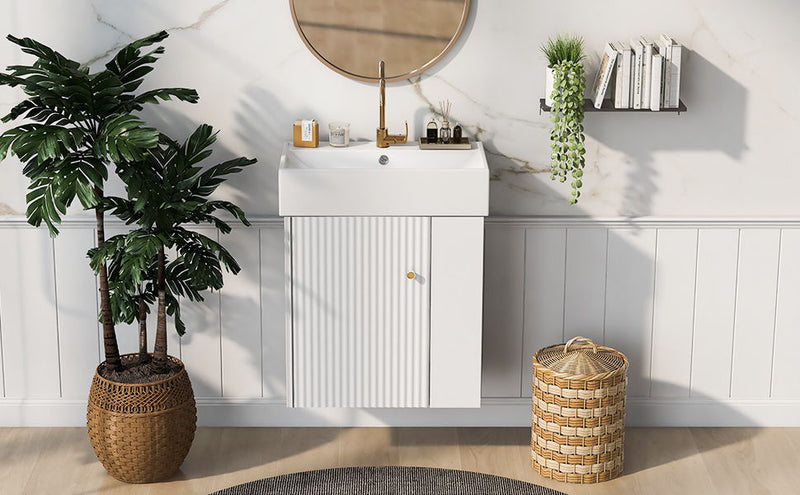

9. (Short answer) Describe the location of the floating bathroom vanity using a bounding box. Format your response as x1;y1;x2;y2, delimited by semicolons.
279;142;489;408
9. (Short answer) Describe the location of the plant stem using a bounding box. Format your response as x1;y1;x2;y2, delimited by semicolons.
95;194;122;371
150;247;169;373
137;297;150;364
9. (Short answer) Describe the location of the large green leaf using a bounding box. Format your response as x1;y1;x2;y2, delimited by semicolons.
132;87;199;107
192;156;257;197
98;114;159;162
105;31;168;90
6;35;80;71
25;173;69;236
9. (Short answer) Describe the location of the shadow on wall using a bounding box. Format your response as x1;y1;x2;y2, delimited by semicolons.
587;50;747;216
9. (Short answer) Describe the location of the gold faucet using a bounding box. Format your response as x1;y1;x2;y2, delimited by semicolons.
376;60;407;148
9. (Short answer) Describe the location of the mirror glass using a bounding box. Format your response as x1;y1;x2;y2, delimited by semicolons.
290;0;470;82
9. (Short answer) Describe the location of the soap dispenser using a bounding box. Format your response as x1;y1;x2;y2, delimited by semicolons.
453;123;462;143
426;120;438;143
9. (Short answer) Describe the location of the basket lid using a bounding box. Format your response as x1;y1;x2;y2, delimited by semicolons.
535;336;627;376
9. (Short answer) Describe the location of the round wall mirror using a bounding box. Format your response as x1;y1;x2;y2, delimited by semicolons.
290;0;470;82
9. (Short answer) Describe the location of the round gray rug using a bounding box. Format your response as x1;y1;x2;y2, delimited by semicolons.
209;466;565;495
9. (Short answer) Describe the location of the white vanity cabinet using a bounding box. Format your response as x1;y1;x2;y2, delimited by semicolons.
285;216;484;408
279;142;488;409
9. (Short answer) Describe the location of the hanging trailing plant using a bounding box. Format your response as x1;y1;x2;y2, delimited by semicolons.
542;35;587;204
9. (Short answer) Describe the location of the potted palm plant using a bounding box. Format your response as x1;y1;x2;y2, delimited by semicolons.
541;35;587;203
87;125;255;483
0;32;254;482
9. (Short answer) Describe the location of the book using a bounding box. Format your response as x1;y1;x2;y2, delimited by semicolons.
591;42;619;109
650;53;663;111
614;44;624;108
630;38;644;109
615;42;632;109
640;37;655;109
667;43;682;108
658;34;673;108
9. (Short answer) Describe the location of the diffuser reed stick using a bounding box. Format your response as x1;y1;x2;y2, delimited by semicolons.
439;99;452;123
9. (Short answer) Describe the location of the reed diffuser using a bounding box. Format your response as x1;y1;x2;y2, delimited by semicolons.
439;100;452;144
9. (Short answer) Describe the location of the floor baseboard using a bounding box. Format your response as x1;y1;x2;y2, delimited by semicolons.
3;397;800;427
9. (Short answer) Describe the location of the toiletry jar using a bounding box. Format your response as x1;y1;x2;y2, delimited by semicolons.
293;119;319;148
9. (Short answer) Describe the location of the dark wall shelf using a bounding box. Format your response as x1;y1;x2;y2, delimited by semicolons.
539;98;687;115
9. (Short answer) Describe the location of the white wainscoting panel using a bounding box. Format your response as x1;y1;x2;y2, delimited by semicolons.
691;228;739;399
731;229;781;399
260;226;287;401
604;228;656;398
482;224;525;398
772;229;800;398
770;229;800;399
2;217;800;426
521;228;566;398
220;228;263;398
53;229;100;399
0;229;60;398
650;229;698;398
563;228;607;344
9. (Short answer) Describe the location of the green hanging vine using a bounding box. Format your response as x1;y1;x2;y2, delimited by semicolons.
550;60;586;204
542;35;586;204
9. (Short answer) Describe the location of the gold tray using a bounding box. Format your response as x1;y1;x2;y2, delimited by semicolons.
418;137;472;150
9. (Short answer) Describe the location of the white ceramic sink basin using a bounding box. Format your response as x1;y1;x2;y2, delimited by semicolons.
279;141;489;216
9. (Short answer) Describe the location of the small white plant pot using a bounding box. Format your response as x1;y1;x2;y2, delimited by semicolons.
545;67;556;107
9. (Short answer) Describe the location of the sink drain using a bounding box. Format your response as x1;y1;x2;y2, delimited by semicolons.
378;155;389;165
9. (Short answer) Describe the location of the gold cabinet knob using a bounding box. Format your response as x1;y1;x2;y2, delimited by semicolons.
406;271;416;280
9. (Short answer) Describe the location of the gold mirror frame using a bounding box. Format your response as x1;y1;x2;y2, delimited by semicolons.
289;0;470;83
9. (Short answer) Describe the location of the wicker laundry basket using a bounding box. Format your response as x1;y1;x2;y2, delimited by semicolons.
531;336;628;484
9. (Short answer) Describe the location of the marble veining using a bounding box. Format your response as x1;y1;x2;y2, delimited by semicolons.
84;0;231;66
0;0;798;217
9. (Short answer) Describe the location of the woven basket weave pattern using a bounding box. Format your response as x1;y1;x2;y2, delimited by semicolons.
531;337;628;484
87;355;196;484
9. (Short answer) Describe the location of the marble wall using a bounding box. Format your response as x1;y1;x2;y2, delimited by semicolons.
1;0;799;218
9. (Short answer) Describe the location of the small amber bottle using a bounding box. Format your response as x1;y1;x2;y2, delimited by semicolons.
293;119;319;148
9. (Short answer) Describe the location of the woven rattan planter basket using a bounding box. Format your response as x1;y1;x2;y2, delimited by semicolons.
531;336;628;484
87;355;196;484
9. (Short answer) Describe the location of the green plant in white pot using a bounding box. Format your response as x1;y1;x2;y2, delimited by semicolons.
541;35;587;204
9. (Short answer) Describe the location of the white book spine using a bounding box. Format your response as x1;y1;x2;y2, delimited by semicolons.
631;39;643;109
614;46;625;109
591;43;618;109
640;38;654;109
668;44;682;108
659;35;673;108
650;53;663;111
620;44;632;109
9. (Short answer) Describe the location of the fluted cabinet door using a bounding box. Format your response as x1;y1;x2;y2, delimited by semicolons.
289;216;431;408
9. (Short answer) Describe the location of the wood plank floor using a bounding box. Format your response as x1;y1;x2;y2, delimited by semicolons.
1;427;799;494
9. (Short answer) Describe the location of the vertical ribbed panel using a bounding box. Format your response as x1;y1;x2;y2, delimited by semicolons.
291;217;431;408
